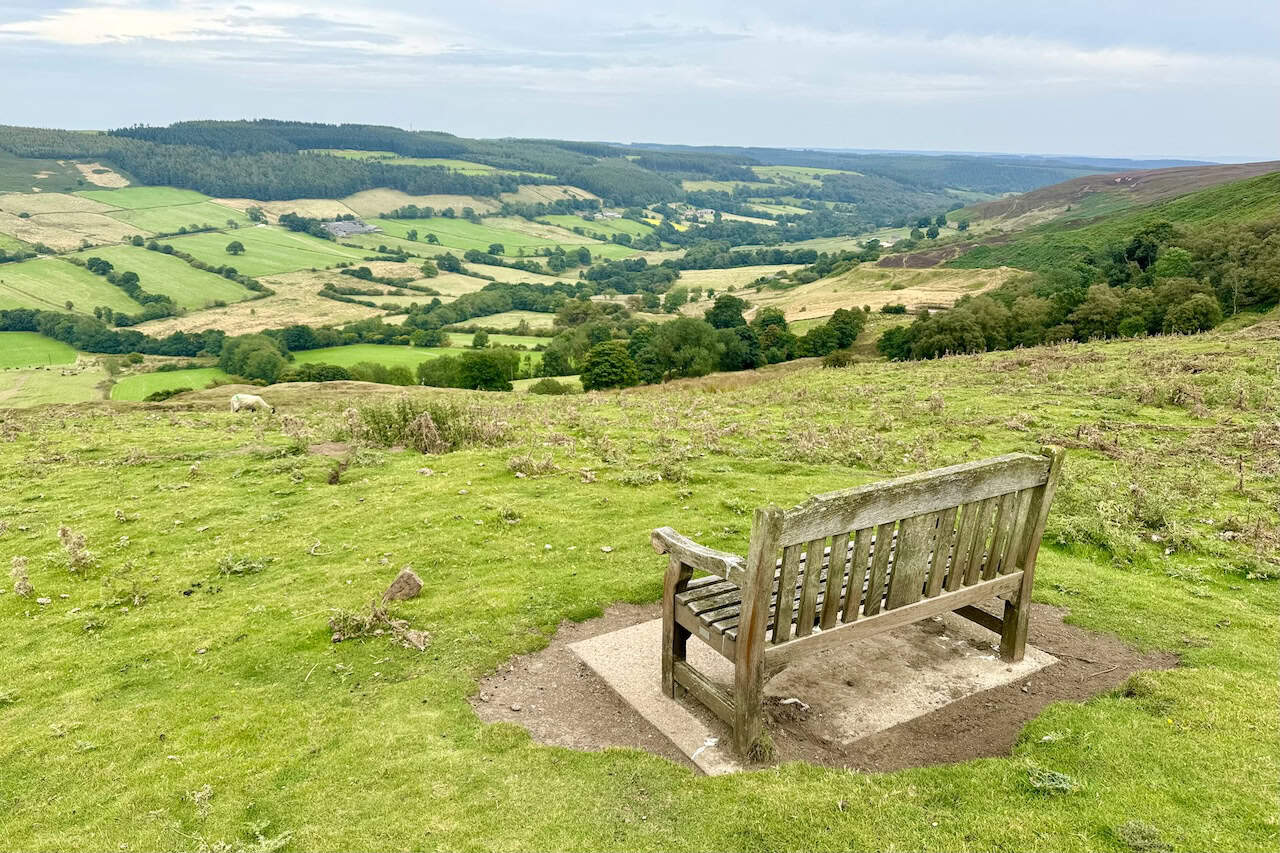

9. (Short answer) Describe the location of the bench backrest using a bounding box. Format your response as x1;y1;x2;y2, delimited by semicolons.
748;450;1063;644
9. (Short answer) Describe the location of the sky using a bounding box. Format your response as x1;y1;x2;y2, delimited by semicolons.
1;0;1277;161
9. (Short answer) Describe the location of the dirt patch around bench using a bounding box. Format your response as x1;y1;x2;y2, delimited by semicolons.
471;602;1176;773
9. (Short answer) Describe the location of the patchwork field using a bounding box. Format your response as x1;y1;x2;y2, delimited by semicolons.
105;201;250;235
753;165;862;184
164;227;370;277
68;245;251;310
0;331;77;368
369;217;573;253
674;264;803;293
0;257;141;314
109;367;230;401
294;339;543;369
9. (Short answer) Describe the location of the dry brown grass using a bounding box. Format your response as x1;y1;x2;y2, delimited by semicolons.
748;264;1022;321
498;185;599;205
0;210;144;250
342;190;499;217
213;198;359;222
134;269;386;337
0;192;116;215
73;163;129;188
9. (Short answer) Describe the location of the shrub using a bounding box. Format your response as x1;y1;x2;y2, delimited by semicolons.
348;396;509;453
527;377;574;395
880;303;908;314
822;349;859;369
143;387;193;402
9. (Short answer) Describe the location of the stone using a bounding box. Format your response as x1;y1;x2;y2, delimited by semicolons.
382;567;423;602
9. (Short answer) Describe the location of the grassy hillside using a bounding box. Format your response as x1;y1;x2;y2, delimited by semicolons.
69;245;252;310
163;228;370;276
0;331;77;368
0;258;142;315
950;171;1280;271
0;316;1275;850
109;367;230;401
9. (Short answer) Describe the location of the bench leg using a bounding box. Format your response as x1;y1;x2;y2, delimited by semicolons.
662;557;693;699
1000;590;1030;663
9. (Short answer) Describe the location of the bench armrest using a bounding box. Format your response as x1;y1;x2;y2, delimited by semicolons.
651;526;746;583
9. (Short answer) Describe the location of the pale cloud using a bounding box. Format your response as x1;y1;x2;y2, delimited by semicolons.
0;0;1275;158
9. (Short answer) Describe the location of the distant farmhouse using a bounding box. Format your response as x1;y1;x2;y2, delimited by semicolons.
322;219;379;238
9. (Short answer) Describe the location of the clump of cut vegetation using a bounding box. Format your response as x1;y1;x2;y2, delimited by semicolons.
1024;764;1083;795
56;525;95;572
1114;820;1173;853
9;555;32;597
328;600;429;651
216;554;272;576
507;454;558;477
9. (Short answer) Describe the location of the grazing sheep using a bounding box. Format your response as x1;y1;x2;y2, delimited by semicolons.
230;393;275;414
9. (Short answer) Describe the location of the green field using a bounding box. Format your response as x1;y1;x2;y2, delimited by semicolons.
294;340;543;370
0;233;31;252
463;309;556;330
539;214;654;240
753;165;862;184
0;258;141;314
0;363;105;407
109;367;230;401
76;186;210;209
0;317;1276;850
370;217;572;253
164;227;370;276
0;332;77;368
69;245;251;309
106;201;250;235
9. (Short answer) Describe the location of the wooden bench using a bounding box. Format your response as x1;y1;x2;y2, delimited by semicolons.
651;449;1065;756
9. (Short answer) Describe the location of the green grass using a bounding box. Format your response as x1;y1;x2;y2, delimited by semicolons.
462;310;556;330
68;245;251;310
0;258;141;315
109;367;230;401
540;214;654;239
163;228;370;276
105;202;250;235
76;187;210;209
0;332;77;369
0;363;105;407
293;340;543;370
951;172;1280;271
0;318;1276;850
370;217;571;253
753;165;862;184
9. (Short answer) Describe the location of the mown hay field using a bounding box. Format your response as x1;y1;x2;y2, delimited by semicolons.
76;186;210;209
0;316;1276;850
104;201;250;235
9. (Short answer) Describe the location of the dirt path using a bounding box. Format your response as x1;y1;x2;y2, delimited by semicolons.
472;602;1176;773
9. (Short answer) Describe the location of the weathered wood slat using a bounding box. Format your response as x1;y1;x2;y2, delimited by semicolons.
886;511;938;610
733;504;784;754
962;497;998;586
672;661;735;724
820;532;850;629
925;506;959;597
947;501;979;592
651;526;747;586
1001;488;1034;575
765;572;1023;668
983;492;1018;580
842;527;874;622
771;543;802;644
862;522;896;616
796;537;826;637
778;453;1051;547
676;580;739;605
1000;448;1065;664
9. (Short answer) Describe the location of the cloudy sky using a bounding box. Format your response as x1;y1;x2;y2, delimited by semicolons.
2;0;1276;160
